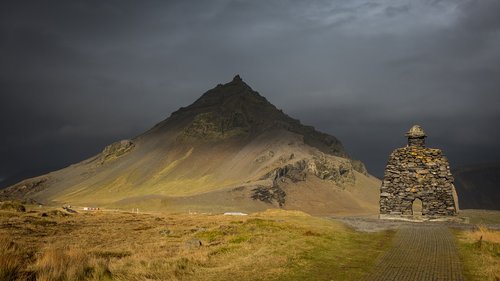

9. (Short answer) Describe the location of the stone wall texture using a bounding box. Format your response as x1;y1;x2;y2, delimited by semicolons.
380;144;458;216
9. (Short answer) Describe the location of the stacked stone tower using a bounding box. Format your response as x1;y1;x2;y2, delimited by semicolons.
380;125;459;218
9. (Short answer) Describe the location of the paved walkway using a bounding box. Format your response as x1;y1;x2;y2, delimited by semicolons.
363;225;465;281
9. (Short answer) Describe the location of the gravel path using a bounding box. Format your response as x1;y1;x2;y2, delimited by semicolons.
362;225;465;281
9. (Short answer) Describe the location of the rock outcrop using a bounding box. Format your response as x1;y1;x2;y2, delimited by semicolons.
0;176;48;202
261;155;356;187
251;153;357;207
99;140;134;163
251;185;286;207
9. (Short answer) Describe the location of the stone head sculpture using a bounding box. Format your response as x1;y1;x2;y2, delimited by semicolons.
406;125;426;147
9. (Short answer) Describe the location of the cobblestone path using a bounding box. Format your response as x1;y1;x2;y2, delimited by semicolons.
363;225;465;281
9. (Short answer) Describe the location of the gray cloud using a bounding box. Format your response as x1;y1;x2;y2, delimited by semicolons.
1;0;499;186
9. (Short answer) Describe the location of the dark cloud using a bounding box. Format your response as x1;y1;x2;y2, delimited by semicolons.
1;0;500;186
385;5;410;17
458;0;500;32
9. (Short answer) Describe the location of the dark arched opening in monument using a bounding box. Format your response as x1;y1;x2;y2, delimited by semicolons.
412;198;423;216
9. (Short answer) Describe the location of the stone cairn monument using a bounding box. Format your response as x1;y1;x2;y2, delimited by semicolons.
380;125;459;219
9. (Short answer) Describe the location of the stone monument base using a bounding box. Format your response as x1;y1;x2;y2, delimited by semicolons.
379;214;469;223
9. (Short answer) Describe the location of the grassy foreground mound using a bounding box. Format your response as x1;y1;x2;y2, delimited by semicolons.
0;201;26;212
0;207;392;281
455;225;500;281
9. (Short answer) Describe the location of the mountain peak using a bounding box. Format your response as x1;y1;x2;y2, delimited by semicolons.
154;76;351;161
184;75;262;111
232;74;242;82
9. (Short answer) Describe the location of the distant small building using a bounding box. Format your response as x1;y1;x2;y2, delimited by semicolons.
223;212;248;216
380;125;459;218
83;207;100;211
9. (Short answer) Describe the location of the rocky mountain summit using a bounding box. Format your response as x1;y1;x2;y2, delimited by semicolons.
152;75;356;160
1;76;379;215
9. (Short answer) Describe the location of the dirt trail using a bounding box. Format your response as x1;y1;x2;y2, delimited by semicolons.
363;225;465;281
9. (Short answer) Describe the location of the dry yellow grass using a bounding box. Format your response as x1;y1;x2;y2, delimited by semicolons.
465;225;500;244
0;236;30;281
0;236;112;281
456;225;500;281
0;206;393;281
34;246;112;281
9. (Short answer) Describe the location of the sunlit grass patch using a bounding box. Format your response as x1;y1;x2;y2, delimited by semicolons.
33;246;112;281
455;225;500;281
0;236;31;281
229;235;250;244
196;229;226;243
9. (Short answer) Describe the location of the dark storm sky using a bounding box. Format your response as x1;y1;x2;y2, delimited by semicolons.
1;0;500;186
